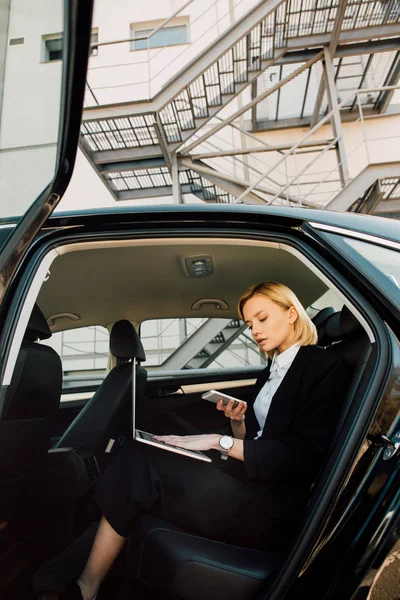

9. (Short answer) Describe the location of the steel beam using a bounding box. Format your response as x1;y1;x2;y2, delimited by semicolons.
311;0;348;128
377;53;400;113
286;23;400;51
171;154;183;204
326;162;400;211
335;38;400;58
117;184;194;201
188;139;334;159
98;157;166;173
182;158;316;207
254;106;399;131
183;51;322;154
181;158;293;204
90;145;163;165
153;117;172;169
161;319;232;370
319;47;349;186
183;164;270;206
251;81;257;132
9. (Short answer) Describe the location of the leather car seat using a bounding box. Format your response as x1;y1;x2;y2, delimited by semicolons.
127;514;286;600
0;304;62;525
54;320;146;458
125;305;372;600
312;306;336;346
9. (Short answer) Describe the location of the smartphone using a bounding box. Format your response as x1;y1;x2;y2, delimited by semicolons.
202;390;246;410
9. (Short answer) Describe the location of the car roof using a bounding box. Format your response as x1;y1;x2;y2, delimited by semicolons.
50;204;400;236
2;204;400;243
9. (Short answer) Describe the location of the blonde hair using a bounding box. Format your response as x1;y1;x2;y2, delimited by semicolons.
238;281;317;358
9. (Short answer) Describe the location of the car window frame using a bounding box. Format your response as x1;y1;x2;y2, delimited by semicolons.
0;221;395;590
0;224;386;398
0;0;94;311
307;225;400;325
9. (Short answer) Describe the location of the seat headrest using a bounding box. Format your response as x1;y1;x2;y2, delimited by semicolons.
110;320;146;362
323;305;363;343
312;306;336;330
25;304;52;341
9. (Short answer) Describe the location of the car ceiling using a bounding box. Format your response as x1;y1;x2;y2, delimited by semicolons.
37;239;328;332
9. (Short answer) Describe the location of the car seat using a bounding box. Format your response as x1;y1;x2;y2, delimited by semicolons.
0;304;62;526
54;320;146;458
124;305;372;600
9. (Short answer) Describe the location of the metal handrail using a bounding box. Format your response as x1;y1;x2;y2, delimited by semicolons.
291;87;400;207
85;0;261;101
235;85;400;206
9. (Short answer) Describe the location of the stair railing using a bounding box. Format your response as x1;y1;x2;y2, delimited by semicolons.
234;85;400;208
85;0;264;104
291;85;400;207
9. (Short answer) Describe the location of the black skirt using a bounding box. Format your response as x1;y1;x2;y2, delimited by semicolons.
95;440;301;551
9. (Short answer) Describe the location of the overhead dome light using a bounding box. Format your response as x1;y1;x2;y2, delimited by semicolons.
185;255;213;278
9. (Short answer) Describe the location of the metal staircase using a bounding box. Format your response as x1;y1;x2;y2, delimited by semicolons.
185;319;248;369
79;0;400;212
81;0;287;155
160;318;248;370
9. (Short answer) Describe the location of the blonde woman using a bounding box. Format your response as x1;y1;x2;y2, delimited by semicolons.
65;282;351;600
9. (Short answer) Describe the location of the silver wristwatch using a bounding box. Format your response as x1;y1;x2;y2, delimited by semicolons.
219;435;234;460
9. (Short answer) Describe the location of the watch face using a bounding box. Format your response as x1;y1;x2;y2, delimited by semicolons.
220;435;234;450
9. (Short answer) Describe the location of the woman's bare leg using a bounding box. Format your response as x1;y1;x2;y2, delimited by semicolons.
77;516;126;600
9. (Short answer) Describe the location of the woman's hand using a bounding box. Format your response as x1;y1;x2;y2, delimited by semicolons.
153;433;220;451
216;399;247;423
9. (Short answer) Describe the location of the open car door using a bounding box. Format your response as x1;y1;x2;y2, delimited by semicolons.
0;0;93;308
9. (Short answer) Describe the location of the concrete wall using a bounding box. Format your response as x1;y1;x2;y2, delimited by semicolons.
87;0;260;105
0;0;63;217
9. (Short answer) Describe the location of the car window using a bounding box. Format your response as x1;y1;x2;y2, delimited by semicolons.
0;0;64;227
140;318;263;371
326;235;400;307
42;325;110;397
343;238;400;286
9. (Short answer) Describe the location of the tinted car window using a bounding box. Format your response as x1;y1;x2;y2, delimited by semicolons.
141;317;262;370
343;238;400;285
44;325;109;373
323;233;400;307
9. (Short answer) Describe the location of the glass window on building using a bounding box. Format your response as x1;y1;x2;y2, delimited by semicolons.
132;24;188;51
43;35;63;62
90;30;98;56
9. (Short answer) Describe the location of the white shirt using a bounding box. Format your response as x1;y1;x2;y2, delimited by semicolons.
253;343;301;439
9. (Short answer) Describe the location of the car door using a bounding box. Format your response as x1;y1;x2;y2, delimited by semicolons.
0;0;94;388
283;220;400;600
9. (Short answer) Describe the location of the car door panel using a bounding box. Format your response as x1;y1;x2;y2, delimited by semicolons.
54;369;260;443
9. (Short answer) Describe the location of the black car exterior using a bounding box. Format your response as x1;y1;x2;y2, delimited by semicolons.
0;0;399;598
0;204;399;600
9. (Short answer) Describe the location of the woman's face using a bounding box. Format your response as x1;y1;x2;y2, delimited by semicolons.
242;294;298;354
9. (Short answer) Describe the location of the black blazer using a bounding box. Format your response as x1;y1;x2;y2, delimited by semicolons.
243;345;352;491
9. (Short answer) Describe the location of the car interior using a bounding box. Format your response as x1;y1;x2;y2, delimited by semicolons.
1;236;375;599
